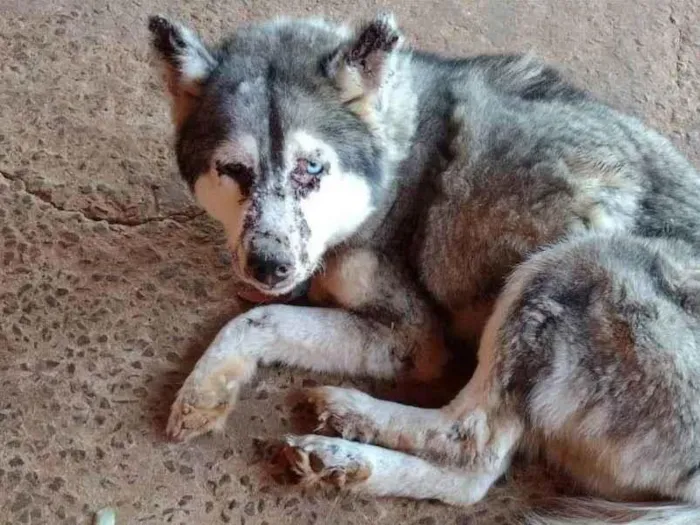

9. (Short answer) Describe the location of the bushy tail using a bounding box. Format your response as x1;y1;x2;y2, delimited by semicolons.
481;465;700;525
524;499;700;525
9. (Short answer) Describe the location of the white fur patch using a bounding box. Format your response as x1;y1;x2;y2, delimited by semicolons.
529;347;584;431
264;16;352;39
194;171;247;240
193;138;256;275
174;24;216;84
287;130;375;264
193;135;258;251
569;165;643;234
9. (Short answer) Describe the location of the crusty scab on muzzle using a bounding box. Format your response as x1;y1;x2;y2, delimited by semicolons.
148;13;403;295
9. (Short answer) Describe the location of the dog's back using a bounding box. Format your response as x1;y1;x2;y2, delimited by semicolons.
373;49;700;343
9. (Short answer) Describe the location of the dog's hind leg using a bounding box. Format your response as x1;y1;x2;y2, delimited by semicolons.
275;433;511;506
166;248;448;442
301;237;700;508
291;382;523;471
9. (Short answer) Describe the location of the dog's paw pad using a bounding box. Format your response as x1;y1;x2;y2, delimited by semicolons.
166;398;229;442
274;435;372;488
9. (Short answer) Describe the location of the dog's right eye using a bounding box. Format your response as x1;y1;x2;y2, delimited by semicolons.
216;162;254;196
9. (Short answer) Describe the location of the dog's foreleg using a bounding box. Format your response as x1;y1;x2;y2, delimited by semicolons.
166;248;447;441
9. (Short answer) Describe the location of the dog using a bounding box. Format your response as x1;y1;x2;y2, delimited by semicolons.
147;13;700;523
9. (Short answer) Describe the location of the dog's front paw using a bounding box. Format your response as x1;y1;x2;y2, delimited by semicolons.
274;435;373;488
166;357;255;442
292;387;380;443
166;384;236;442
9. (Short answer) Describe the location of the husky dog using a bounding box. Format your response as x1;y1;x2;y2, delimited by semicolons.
147;13;700;523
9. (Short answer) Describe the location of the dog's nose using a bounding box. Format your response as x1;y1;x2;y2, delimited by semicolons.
246;253;293;287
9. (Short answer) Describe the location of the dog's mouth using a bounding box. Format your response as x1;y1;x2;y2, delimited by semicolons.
235;283;283;303
234;276;310;305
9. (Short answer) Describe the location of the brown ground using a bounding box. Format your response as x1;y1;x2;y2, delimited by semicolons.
1;0;699;524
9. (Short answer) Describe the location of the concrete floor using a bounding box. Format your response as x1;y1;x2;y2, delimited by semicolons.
1;0;698;524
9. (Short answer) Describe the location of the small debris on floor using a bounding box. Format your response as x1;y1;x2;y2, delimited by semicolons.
95;507;116;525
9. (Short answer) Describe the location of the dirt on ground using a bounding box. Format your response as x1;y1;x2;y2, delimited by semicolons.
1;0;699;524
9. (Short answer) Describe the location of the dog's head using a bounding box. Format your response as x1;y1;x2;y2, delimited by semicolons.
148;14;403;296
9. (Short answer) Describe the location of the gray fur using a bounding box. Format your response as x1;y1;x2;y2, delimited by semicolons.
148;13;700;522
501;235;700;496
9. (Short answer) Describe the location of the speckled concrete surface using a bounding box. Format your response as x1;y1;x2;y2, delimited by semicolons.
0;1;698;524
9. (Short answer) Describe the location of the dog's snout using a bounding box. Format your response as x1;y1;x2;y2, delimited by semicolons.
246;252;293;287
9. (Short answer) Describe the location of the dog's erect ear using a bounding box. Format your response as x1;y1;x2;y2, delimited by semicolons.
324;13;403;121
147;15;217;124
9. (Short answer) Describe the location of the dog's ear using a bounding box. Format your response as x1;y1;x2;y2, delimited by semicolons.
324;13;404;122
147;15;218;124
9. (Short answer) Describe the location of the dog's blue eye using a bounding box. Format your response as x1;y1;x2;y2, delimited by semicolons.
306;161;324;175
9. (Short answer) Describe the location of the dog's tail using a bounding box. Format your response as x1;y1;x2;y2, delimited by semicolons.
521;499;700;525
486;467;700;525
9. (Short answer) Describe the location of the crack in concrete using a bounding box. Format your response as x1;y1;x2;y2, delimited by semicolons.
151;184;162;215
669;5;684;90
0;168;205;227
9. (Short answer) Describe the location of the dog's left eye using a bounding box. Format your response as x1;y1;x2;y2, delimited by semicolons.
306;161;324;176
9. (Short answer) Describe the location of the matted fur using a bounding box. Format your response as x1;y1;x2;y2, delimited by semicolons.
148;13;700;524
